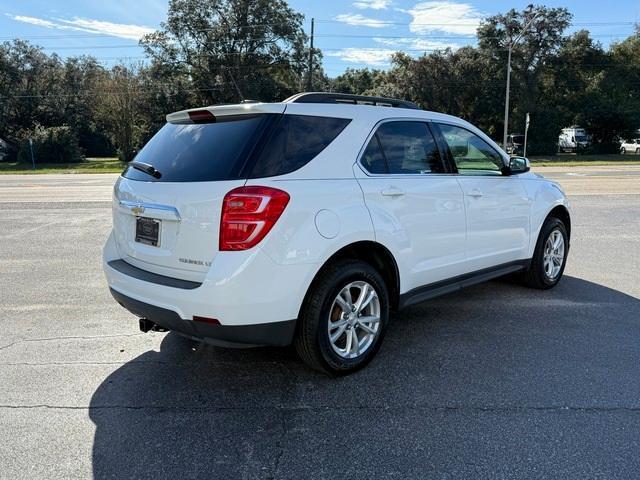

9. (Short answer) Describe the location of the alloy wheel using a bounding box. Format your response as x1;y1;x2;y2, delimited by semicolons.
543;229;565;280
327;281;381;359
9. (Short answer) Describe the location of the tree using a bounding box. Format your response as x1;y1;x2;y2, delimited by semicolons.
477;5;572;152
140;0;310;104
58;56;113;156
0;40;64;141
96;65;147;162
331;68;387;95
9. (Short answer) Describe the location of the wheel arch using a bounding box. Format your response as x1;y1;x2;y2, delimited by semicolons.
546;204;571;240
298;241;401;318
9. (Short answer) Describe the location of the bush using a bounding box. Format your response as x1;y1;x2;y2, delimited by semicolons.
17;125;83;164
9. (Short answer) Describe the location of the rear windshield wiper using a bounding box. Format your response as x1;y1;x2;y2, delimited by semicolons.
129;161;162;179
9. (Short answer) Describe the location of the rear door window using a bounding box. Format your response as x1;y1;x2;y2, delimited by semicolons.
365;121;444;174
249;115;351;178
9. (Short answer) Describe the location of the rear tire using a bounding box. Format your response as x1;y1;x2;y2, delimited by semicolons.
294;259;389;375
621;147;626;154
522;217;569;289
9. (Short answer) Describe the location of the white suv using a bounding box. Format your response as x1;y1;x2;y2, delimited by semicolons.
103;92;571;375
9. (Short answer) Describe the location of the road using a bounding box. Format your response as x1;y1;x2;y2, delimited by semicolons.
0;166;639;479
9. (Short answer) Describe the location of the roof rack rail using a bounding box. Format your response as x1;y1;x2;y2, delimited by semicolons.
284;92;420;110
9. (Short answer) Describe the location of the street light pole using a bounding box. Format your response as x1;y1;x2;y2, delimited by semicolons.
307;18;315;91
502;12;540;150
502;45;513;151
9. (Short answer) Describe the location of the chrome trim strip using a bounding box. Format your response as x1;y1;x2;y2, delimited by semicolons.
118;200;182;221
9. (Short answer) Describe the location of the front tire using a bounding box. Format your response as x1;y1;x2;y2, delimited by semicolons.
621;147;626;154
522;217;569;289
294;259;389;375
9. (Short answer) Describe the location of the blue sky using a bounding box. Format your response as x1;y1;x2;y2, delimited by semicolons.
1;0;638;77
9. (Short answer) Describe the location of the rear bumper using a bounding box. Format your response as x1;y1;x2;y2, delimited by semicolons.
103;231;315;328
110;288;296;347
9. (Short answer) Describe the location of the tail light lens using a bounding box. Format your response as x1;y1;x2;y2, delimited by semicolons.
220;186;290;251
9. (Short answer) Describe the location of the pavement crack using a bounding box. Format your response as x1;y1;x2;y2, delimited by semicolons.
267;411;288;480
0;360;286;367
0;333;143;351
1;404;640;413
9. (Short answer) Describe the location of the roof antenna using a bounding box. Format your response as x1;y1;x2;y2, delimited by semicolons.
225;67;244;103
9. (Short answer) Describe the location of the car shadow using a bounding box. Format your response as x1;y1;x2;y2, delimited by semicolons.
90;276;640;479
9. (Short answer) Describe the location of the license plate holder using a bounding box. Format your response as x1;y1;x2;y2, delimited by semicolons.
135;217;161;247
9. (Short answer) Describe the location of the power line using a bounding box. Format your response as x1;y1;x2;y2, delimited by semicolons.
315;19;638;26
1;19;636;42
315;32;634;39
0;22;301;41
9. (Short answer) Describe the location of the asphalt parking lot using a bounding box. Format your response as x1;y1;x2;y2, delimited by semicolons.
0;166;639;479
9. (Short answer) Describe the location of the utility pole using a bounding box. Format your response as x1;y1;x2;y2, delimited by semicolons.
29;138;35;170
307;18;315;92
502;12;540;150
524;112;530;157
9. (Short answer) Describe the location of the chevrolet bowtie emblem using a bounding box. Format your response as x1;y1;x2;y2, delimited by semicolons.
131;205;145;215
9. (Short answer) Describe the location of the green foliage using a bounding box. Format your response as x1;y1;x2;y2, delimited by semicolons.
331;68;388;95
141;0;310;104
17;125;83;164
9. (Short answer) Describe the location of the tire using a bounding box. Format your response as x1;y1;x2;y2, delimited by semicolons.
636;148;639;154
620;147;626;154
521;217;569;289
294;259;390;375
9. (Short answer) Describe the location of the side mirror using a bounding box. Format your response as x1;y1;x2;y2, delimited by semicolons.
504;156;530;175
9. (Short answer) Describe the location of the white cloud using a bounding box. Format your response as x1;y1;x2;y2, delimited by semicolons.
352;0;392;10
326;48;396;66
403;1;483;35
334;13;392;28
9;15;60;29
373;36;461;52
7;14;154;40
55;18;155;40
327;36;465;67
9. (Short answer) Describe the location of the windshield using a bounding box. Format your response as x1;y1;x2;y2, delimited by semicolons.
511;135;525;143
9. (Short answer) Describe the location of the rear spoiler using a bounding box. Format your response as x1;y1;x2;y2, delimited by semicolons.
166;103;286;124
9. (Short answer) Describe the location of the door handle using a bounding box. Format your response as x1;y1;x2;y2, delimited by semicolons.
467;189;483;198
381;187;405;197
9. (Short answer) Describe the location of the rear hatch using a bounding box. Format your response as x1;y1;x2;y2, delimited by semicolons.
112;104;285;282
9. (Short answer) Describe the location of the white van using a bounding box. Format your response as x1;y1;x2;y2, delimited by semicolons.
558;126;590;153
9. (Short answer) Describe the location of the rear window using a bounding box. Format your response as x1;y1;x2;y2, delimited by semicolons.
123;113;350;182
123;115;273;182
249;114;350;178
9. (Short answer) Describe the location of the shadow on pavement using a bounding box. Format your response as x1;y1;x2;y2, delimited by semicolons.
90;276;640;479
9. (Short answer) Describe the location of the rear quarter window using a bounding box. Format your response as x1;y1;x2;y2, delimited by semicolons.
249;114;351;178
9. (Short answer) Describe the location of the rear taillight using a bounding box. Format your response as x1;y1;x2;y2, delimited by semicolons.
219;186;290;251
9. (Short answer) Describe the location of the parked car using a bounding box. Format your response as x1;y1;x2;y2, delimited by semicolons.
505;133;525;155
103;92;571;375
558;126;590;153
620;138;640;154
